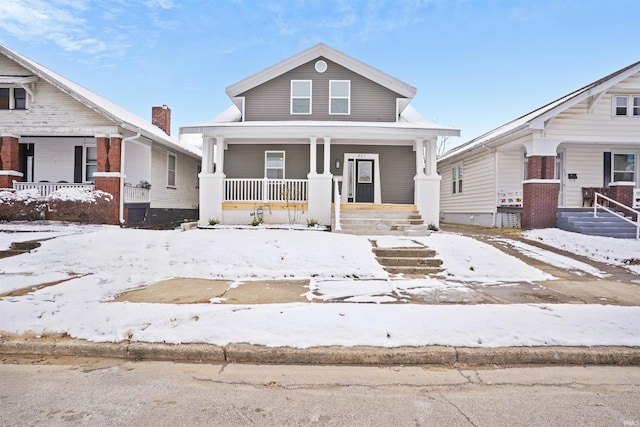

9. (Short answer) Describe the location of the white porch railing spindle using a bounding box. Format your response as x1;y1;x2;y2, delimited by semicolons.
224;178;308;203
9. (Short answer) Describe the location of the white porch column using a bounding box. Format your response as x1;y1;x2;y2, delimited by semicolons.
322;136;331;176
415;138;440;227
308;136;333;226
309;136;317;176
198;136;225;226
415;138;426;177
202;137;214;174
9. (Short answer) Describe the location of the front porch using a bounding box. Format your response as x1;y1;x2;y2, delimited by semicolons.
12;181;150;204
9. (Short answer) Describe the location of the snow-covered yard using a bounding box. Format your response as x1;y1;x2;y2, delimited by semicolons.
0;222;638;348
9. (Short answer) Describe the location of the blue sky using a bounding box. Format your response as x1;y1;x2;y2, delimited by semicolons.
1;0;639;149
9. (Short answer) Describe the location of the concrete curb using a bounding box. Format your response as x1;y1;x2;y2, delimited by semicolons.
2;337;640;366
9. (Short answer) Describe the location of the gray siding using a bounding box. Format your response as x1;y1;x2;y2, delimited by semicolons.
224;144;310;179
225;144;415;204
241;57;404;122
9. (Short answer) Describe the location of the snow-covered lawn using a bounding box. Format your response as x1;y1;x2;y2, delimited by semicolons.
0;222;638;348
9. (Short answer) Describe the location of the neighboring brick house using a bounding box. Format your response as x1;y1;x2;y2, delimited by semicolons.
0;44;201;225
438;61;640;231
181;43;459;231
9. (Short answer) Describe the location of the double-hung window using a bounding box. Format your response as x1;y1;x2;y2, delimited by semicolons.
85;146;97;183
291;80;311;114
612;153;636;183
0;87;27;110
167;153;177;187
265;151;285;179
452;162;463;194
330;80;350;114
614;95;640;117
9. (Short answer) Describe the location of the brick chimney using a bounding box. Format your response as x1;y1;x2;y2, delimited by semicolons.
152;105;171;135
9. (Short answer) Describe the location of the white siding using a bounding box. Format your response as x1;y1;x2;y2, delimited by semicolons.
150;144;199;209
496;148;524;193
124;142;151;186
439;151;496;213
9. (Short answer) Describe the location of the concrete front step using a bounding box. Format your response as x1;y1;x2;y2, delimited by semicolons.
558;211;638;238
376;256;443;268
336;207;428;236
373;248;437;258
384;266;444;275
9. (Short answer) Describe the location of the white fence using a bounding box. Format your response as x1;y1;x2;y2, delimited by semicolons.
123;185;150;203
497;190;523;207
13;182;94;198
12;181;150;203
224;178;308;203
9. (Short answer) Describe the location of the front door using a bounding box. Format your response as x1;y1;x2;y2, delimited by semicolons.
355;159;374;203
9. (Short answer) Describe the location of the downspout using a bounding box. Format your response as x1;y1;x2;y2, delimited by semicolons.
119;133;141;226
492;149;499;227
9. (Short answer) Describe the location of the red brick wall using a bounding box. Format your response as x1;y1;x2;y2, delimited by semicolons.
522;155;559;229
609;185;636;220
522;181;560;229
0;136;20;188
94;176;120;224
108;137;122;172
96;136;109;172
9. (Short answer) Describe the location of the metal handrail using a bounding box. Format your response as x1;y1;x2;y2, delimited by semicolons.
593;192;639;239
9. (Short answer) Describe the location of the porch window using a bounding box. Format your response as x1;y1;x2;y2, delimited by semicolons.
291;80;312;114
612;153;636;182
614;95;640;117
0;87;27;110
452;162;463;194
167;152;177;187
265;151;285;179
85;147;97;182
330;80;350;114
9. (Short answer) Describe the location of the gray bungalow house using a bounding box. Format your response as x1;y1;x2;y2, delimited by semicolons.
182;43;459;232
438;61;640;237
0;44;201;225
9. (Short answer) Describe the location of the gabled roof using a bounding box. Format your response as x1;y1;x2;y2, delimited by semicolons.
225;43;417;110
439;60;640;162
0;44;200;158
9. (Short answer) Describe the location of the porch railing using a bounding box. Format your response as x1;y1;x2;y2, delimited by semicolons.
224;178;308;203
497;190;523;207
123;185;150;203
13;181;94;198
594;191;639;239
634;188;640;209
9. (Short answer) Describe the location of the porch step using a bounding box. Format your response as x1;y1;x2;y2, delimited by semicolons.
557;210;638;239
372;245;444;277
335;208;431;236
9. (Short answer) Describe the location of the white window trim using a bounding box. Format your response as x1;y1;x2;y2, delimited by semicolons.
167;152;177;188
196;163;201;188
613;95;640;117
265;150;285;179
329;80;350;115
290;80;312;115
0;86;28;110
83;145;97;183
451;162;463;194
611;151;637;183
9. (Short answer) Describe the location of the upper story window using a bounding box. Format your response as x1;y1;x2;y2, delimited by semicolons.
330;80;350;114
291;80;311;114
167;152;177;187
265;151;285;178
614;95;640;117
0;87;27;110
452;162;463;194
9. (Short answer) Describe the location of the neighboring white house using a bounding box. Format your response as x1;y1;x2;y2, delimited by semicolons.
181;43;459;232
0;44;201;225
438;61;640;231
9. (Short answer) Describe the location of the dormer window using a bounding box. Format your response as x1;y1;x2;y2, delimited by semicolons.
330;80;350;114
291;80;311;114
614;95;640;117
0;87;28;110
